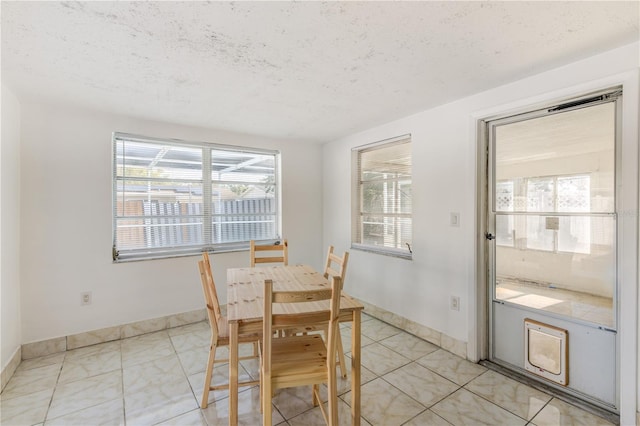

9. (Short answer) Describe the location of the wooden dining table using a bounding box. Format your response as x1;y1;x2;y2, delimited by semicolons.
226;264;364;425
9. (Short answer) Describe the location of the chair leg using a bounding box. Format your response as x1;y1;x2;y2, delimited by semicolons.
259;363;263;413
328;374;338;426
326;327;348;378
313;385;330;425
201;342;217;408
312;384;320;407
262;376;272;426
336;331;347;378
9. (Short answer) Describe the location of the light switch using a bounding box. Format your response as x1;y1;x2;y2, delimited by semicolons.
450;212;460;227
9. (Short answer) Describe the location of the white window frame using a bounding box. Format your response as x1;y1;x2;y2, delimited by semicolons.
112;132;281;262
351;134;412;259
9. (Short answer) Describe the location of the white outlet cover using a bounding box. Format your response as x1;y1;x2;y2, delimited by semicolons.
451;296;460;311
450;212;460;227
81;292;92;305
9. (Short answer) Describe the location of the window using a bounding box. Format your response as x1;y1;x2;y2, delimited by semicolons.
495;174;592;254
352;135;412;258
113;133;280;261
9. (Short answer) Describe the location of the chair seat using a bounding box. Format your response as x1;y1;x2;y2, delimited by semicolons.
215;316;261;345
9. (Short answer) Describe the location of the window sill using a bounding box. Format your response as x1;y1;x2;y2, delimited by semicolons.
113;245;247;263
350;244;413;260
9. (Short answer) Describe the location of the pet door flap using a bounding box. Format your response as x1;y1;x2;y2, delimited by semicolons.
524;319;568;386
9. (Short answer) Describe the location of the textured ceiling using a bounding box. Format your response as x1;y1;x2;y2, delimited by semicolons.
2;1;638;143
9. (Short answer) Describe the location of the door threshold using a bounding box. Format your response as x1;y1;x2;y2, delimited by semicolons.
479;360;620;425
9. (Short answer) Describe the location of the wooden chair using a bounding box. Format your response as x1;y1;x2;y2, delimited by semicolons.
260;276;342;426
250;239;288;266
323;246;349;378
198;253;260;408
280;246;350;377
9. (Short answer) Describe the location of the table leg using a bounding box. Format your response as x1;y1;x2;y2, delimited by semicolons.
229;322;239;426
351;310;361;426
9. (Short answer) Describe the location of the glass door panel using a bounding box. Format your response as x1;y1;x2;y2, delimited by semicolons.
492;102;616;328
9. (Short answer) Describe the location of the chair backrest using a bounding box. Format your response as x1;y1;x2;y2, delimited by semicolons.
201;252;223;319
198;257;223;338
262;275;342;372
250;239;288;267
323;246;349;284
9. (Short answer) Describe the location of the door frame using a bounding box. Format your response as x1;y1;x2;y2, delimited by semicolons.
472;70;639;424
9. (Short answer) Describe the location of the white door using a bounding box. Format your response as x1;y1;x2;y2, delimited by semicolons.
486;89;620;411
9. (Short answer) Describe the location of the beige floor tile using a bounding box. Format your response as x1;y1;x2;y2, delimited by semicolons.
201;386;285;426
431;388;527;426
16;352;65;372
360;318;402;341
123;355;198;425
123;354;184;395
271;385;324;420
379;331;440;360
344;377;425;426
382;362;459;407
531;397;615;426
45;397;124;426
125;388;198;426
287;397;371;426
121;331;175;368
340;327;375;354
360;342;411;376
465;370;551;420
177;346;209;375
332;354;378;395
404;409;453;426
416;349;486;385
187;361;255;406
58;349;121;384
1;363;60;400
156;408;208;426
239;357;260;381
167;321;210;337
47;370;123;420
0;388;52;425
64;340;121;361
169;329;211;353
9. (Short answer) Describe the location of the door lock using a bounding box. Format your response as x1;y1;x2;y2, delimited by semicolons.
485;232;495;240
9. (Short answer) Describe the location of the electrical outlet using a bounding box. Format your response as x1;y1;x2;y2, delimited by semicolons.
81;291;92;306
450;296;460;311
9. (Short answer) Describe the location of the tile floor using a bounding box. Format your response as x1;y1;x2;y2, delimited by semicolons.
1;314;616;426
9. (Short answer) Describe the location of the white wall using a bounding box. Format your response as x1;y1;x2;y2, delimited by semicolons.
323;42;639;421
1;84;22;371
19;101;324;343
